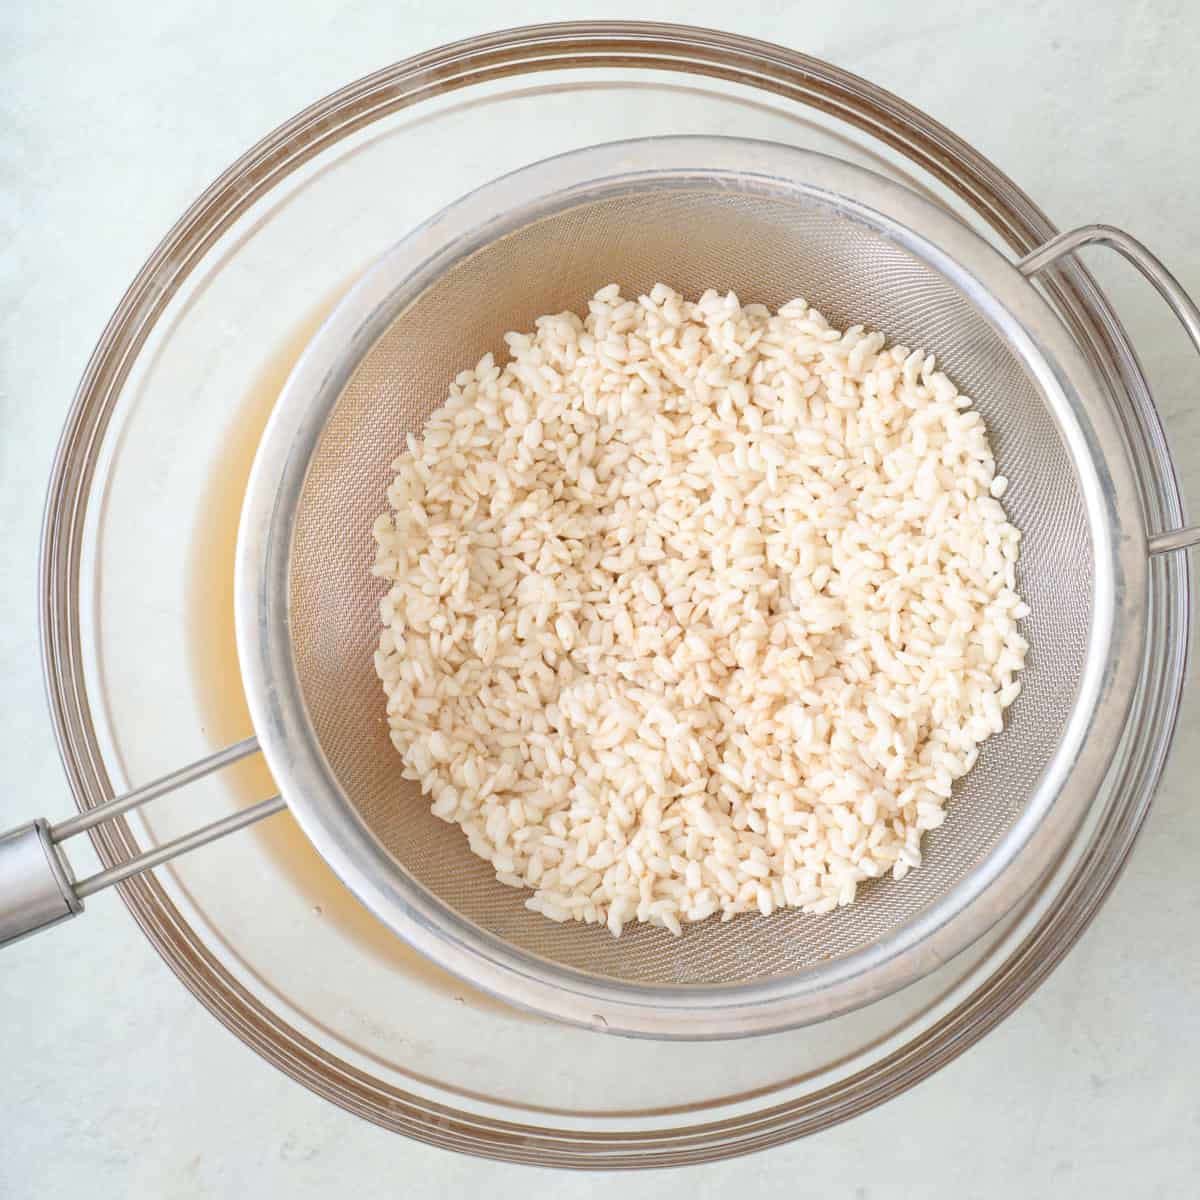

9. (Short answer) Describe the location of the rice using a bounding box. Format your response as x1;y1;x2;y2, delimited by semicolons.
372;283;1029;936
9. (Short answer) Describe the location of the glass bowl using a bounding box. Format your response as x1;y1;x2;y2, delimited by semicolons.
41;21;1191;1166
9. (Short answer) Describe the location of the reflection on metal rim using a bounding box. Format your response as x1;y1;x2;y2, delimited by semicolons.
38;20;1191;1166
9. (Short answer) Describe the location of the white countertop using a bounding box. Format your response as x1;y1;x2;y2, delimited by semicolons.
2;2;1198;1196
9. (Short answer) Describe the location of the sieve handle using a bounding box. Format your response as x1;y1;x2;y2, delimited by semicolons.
0;737;285;947
1017;224;1200;555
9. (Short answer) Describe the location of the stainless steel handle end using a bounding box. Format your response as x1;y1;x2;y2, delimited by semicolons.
0;819;82;947
2;737;280;950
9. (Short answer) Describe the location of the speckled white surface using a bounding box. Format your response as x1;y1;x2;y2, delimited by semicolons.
2;2;1199;1196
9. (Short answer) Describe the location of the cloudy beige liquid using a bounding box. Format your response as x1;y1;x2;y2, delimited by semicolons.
186;290;511;1013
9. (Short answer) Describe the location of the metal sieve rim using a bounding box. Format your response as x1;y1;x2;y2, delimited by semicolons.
236;137;1147;1038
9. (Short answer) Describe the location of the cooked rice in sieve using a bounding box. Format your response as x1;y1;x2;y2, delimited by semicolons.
372;283;1028;936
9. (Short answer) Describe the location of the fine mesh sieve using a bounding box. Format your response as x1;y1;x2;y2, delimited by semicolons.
290;184;1090;986
12;136;1199;1039
230;136;1164;1038
230;136;1171;1036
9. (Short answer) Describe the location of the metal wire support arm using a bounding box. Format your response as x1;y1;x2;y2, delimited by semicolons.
1018;224;1200;557
0;737;284;946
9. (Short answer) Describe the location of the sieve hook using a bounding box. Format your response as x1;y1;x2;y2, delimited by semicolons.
1017;224;1200;555
0;737;284;947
